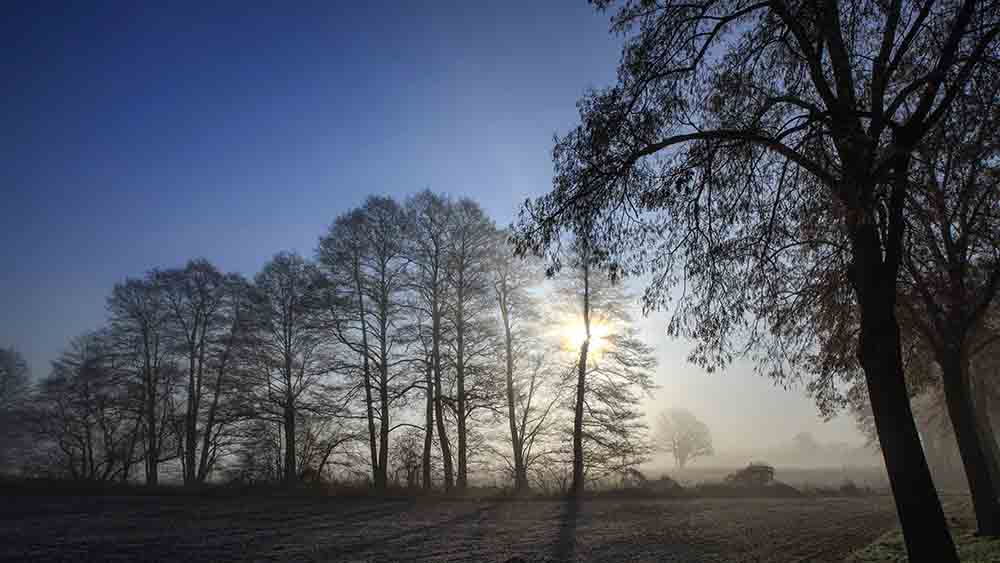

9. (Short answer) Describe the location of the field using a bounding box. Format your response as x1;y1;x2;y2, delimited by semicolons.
0;492;901;562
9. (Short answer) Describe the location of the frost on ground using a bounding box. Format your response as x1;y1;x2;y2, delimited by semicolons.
0;495;897;562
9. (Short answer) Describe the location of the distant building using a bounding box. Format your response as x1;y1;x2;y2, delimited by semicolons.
726;462;775;486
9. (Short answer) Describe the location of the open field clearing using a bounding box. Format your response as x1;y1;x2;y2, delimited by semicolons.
0;494;900;562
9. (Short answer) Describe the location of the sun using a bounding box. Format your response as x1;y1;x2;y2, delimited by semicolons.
562;319;611;355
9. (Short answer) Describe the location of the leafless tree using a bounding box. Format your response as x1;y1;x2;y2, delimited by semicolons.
108;275;175;485
245;252;330;484
445;198;501;489
552;236;657;494
30;333;143;481
319;197;416;489
656;408;713;469
158;259;232;484
491;233;555;490
406;190;456;490
0;346;31;468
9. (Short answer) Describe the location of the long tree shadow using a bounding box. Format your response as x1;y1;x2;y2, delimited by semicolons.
553;496;580;562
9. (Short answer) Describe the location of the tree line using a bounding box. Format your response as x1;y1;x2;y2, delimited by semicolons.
0;191;657;495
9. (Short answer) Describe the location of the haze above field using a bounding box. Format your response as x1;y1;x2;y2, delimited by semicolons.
1;0;869;461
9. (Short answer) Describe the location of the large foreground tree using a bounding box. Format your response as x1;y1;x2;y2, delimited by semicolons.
513;0;998;558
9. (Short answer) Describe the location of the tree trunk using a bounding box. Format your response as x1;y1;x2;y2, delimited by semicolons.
571;339;588;496
422;360;434;490
197;365;225;483
377;360;390;490
355;271;380;488
941;348;1000;536
432;309;454;490
456;317;467;490
502;307;527;491
184;354;197;485
283;404;296;484
571;259;590;497
853;224;957;561
970;366;1000;499
145;372;158;486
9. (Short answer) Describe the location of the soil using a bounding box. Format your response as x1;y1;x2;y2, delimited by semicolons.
0;494;898;562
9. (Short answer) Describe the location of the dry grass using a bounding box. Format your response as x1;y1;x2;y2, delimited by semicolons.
846;497;1000;563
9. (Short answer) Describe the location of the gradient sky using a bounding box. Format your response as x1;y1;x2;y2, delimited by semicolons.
2;0;866;454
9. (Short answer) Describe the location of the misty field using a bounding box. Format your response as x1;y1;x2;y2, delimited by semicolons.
0;493;900;563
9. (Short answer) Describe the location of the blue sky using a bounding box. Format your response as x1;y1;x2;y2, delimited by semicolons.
2;1;865;451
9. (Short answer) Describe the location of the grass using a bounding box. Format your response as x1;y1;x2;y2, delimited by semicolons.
847;529;1000;562
846;498;1000;562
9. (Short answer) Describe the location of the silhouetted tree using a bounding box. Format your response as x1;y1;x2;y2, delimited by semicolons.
245;252;329;484
0;346;31;468
656;408;713;469
491;233;548;490
30;333;143;481
158;259;231;485
406;191;456;490
108;275;175;485
512;0;998;555
319;197;413;489
553;236;657;494
318;208;381;486
898;76;1000;534
446;198;501;489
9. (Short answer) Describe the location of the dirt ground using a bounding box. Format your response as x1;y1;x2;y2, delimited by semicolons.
0;494;899;562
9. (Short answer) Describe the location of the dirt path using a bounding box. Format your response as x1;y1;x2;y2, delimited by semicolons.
0;495;897;562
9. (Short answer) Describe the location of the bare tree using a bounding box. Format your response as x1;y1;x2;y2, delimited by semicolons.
108;275;174;485
318;208;381;486
445;198;500;489
656;408;713;469
512;0;998;555
0;346;31;468
30;333;143;481
553;236;657;494
319;197;415;489
245;252;329;484
194;273;254;482
491;233;552;490
158;258;230;484
406;190;456;490
489;349;564;492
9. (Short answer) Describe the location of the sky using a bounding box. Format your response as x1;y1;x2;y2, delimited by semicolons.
1;0;868;456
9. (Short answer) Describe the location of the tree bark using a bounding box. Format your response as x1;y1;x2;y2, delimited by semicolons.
940;348;1000;536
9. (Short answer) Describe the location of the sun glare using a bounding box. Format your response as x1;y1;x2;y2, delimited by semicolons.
562;320;611;355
